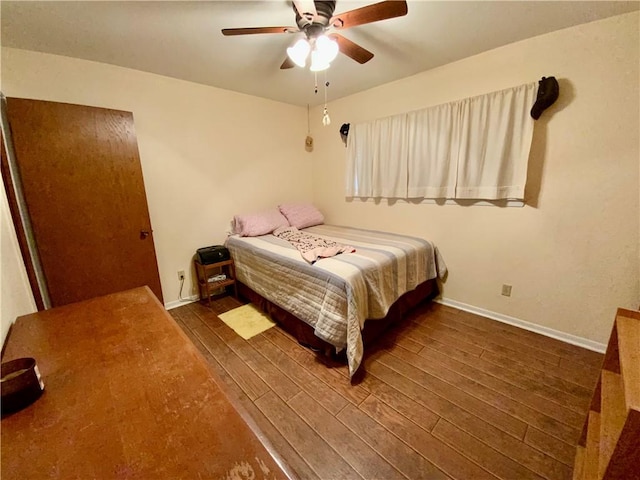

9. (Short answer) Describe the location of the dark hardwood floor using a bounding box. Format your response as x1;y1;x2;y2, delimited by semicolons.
170;296;603;480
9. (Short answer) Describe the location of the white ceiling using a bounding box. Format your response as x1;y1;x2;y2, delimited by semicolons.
2;1;638;106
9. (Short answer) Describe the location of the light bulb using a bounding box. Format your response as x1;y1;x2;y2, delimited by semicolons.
315;35;339;64
310;49;330;72
286;38;310;67
322;107;331;126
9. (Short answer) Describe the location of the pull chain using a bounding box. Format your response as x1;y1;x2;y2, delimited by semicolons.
322;71;331;126
305;104;313;152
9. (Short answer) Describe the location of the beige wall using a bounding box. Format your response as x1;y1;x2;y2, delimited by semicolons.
310;12;640;344
1;47;312;311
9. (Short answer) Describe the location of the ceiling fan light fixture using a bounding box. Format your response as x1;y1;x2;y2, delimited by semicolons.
225;0;407;71
287;38;310;67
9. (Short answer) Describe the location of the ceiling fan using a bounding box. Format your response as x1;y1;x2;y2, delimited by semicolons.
221;1;408;71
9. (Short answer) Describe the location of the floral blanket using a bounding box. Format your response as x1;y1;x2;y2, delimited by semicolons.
274;226;355;263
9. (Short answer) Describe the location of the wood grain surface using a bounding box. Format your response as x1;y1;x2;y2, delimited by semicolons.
1;287;291;480
172;298;603;480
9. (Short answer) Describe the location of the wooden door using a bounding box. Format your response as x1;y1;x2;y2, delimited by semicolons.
5;98;163;306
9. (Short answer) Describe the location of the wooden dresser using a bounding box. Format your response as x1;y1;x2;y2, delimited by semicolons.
573;308;640;479
1;287;292;479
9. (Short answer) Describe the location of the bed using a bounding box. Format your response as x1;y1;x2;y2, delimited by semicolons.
225;224;447;378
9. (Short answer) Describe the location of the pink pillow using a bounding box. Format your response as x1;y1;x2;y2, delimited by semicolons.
233;209;289;237
278;203;324;229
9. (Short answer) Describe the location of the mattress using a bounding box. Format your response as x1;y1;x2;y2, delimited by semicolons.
225;224;447;377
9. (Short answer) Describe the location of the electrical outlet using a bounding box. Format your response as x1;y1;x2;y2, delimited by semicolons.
501;284;512;297
177;270;185;281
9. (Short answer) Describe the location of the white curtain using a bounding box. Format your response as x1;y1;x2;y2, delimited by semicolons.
346;82;537;200
456;83;537;199
346;115;408;198
407;103;460;199
345;122;374;197
371;115;408;198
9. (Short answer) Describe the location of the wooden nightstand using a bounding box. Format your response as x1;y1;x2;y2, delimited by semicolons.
194;259;237;306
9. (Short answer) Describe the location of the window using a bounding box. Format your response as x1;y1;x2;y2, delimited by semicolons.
346;82;537;201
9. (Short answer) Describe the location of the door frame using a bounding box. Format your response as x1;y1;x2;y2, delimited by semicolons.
1;93;48;310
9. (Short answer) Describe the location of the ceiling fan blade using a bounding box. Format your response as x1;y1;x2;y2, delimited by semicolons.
331;1;408;29
280;57;295;69
221;27;294;36
331;34;374;64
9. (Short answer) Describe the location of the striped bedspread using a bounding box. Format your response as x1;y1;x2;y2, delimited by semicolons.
225;225;447;377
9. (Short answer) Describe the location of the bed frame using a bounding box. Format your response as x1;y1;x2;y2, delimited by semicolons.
237;278;439;356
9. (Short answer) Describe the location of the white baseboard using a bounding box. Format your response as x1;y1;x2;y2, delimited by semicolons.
435;297;607;354
164;295;199;310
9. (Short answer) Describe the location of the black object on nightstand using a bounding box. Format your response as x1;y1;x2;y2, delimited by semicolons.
196;245;230;264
